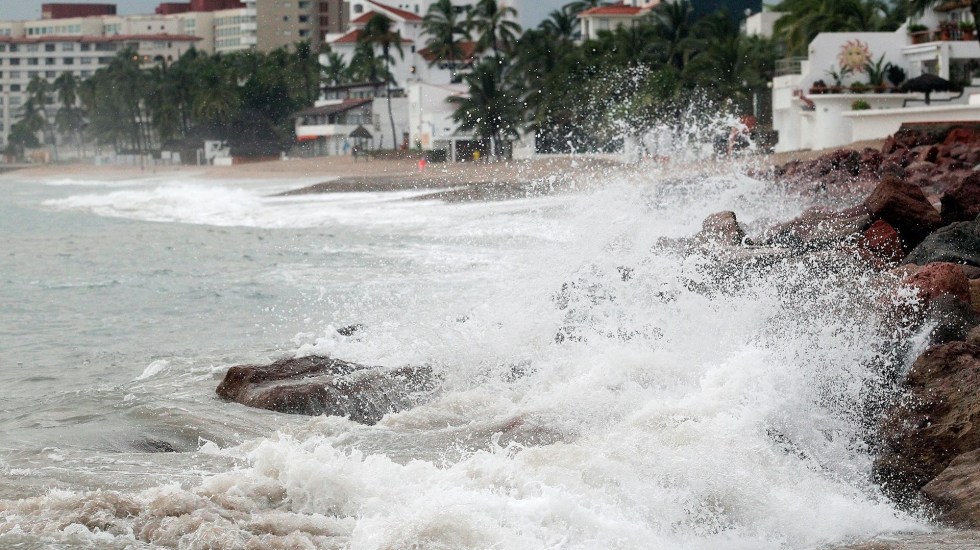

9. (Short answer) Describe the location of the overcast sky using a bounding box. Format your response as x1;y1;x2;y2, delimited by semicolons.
3;0;163;21
3;0;568;28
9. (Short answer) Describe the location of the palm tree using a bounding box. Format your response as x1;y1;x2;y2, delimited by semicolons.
539;6;578;41
772;0;892;55
448;59;521;158
649;0;695;71
422;0;469;81
359;14;404;150
470;0;522;61
322;50;348;86
26;76;60;160
53;72;85;157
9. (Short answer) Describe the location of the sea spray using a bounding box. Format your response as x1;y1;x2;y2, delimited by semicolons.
1;159;938;548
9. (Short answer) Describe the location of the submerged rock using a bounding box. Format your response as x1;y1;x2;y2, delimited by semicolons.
216;356;435;424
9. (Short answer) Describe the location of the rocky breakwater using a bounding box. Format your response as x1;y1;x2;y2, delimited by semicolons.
760;123;980;526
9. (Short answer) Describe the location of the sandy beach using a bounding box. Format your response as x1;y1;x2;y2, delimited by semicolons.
1;139;887;201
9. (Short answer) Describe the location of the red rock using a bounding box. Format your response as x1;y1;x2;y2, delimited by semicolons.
857;220;905;266
972;279;980;313
914;145;941;164
874;342;980;494
903;262;972;305
864;175;943;248
944;128;980;146
941;171;980;224
906;161;939;177
764;207;870;249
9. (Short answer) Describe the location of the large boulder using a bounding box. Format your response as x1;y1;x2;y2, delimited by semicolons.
902;262;972;306
903;219;980;267
216;355;435;424
922;448;980;527
693;211;750;247
864;175;942;249
856;219;905;267
941;172;980;224
763;206;870;250
874;342;980;496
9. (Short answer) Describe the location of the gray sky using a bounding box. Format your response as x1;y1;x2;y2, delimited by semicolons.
2;0;163;21
2;0;569;27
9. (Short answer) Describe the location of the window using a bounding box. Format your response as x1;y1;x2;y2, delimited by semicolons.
10;71;19;78
26;44;38;52
44;44;55;52
45;58;55;65
9;58;19;65
9;44;17;52
80;57;92;65
45;70;55;78
283;16;290;21
63;58;74;65
62;43;74;51
299;0;310;7
27;71;37;78
299;15;309;23
81;70;92;77
27;58;38;65
10;84;20;91
353;4;363;13
80;43;91;51
0;45;6;52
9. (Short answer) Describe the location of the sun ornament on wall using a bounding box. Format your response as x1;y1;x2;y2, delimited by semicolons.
838;39;872;73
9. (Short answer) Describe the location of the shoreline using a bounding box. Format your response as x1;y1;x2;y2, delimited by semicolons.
0;140;887;199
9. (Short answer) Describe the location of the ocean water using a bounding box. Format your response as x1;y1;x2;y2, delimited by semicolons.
0;162;964;549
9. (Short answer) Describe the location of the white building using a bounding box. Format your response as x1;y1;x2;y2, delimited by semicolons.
772;9;980;152
577;1;658;42
346;0;567;32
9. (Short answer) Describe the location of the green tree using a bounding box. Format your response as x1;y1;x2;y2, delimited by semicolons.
539;6;578;41
449;59;522;157
423;0;469;80
53;72;85;156
359;14;404;149
322;50;349;85
772;0;893;55
470;0;522;60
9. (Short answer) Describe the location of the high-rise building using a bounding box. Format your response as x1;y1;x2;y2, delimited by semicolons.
255;0;318;51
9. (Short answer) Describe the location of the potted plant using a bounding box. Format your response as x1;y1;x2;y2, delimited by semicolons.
865;55;890;92
809;79;828;94
961;21;976;40
850;82;871;93
826;65;852;93
852;99;872;110
908;23;930;43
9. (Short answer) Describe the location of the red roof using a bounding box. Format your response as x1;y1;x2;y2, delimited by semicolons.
351;11;376;25
366;0;422;22
332;29;362;43
330;28;413;45
578;4;644;16
418;40;478;63
0;33;201;44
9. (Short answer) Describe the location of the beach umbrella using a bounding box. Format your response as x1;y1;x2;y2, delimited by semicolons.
900;73;954;104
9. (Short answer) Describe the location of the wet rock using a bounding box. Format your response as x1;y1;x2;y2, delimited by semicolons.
763;207;870;250
914;145;941;164
968;325;980;346
923;449;980;527
875;342;980;496
857;220;905;267
903;219;980;267
864;175;943;249
336;324;364;337
694;211;750;247
902;262;972;306
942;172;980;224
944;128;980;146
216;356;435;424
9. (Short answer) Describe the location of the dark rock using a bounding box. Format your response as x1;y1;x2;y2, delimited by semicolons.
336;324;364;337
864;175;943;249
874;342;980;496
216;356;435;423
878;160;906;179
914;145;941;164
903;219;980;267
942;172;980;224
